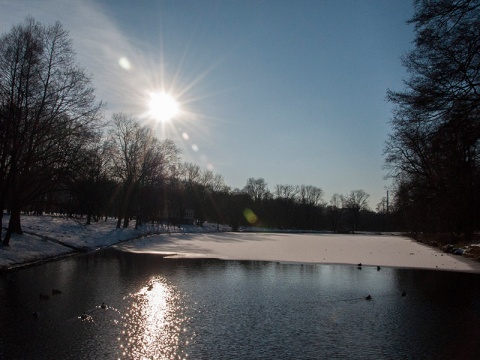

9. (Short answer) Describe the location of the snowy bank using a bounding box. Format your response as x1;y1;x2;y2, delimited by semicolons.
0;215;226;271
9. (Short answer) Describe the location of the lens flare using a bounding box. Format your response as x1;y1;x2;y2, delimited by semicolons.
118;57;131;70
243;208;258;224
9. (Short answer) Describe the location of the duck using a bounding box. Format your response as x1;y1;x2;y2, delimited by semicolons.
365;295;372;300
377;266;381;271
101;302;107;309
401;291;407;297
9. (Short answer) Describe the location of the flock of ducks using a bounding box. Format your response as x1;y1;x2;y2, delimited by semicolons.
34;288;108;320
32;267;405;318
356;263;381;271
79;302;108;321
356;263;407;301
32;282;157;320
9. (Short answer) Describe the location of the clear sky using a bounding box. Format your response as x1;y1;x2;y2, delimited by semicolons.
0;0;415;209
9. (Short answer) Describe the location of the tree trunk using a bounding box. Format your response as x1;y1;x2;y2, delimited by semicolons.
2;228;12;246
0;196;5;241
2;207;22;246
9;207;23;234
0;211;3;243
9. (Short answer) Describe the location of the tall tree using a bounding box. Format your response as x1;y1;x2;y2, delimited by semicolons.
341;190;370;233
385;0;480;238
274;184;299;201
326;193;342;232
0;18;102;245
73;137;114;225
108;113;150;228
243;178;271;202
298;185;324;206
107;113;180;228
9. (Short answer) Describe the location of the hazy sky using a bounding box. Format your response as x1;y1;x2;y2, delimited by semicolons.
0;0;415;208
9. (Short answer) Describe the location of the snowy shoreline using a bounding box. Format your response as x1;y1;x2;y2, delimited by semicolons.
2;215;480;273
0;215;222;271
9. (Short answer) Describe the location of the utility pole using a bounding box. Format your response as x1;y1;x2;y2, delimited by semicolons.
386;190;390;232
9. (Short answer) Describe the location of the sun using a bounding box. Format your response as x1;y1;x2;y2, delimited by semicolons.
148;92;180;123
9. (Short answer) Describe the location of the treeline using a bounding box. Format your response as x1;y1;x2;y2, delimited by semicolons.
233;180;384;233
384;0;480;242
0;18;391;246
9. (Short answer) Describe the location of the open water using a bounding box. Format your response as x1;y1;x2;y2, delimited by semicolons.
1;247;480;359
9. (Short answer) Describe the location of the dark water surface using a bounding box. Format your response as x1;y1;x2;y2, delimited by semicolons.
1;248;480;359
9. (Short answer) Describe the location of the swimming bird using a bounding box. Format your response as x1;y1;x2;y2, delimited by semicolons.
101;302;107;309
365;295;372;300
401;291;407;297
377;266;381;271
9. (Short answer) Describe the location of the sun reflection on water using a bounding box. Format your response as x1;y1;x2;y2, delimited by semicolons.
118;277;190;359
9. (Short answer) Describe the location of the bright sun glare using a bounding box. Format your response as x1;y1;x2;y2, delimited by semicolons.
148;92;180;123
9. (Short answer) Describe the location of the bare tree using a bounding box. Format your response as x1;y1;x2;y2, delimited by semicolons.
343;190;370;210
385;0;480;238
107;113;180;228
243;178;271;202
210;173;229;193
326;193;343;232
298;185;324;206
342;190;370;233
199;169;214;188
179;162;201;184
376;197;388;214
0;18;102;245
274;184;299;201
330;193;342;209
72;137;115;224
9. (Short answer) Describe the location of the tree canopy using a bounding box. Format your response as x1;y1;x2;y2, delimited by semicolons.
385;0;480;238
0;18;103;244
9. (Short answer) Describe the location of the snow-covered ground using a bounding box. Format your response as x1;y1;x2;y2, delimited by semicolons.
0;214;228;270
2;214;480;273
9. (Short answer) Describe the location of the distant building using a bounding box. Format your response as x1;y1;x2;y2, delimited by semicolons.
184;208;194;225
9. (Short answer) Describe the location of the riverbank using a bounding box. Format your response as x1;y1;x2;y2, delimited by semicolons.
0;215;226;271
2;215;480;273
